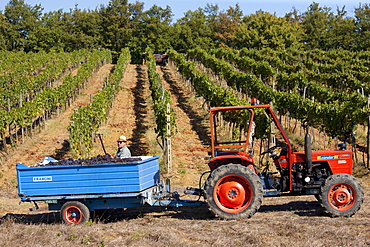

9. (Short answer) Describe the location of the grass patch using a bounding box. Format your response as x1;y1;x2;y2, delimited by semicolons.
178;168;186;174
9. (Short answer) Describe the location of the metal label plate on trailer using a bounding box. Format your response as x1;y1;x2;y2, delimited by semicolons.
33;176;53;182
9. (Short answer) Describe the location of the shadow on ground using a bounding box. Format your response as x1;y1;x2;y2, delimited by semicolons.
259;200;324;217
0;199;327;225
130;65;150;156
161;66;210;146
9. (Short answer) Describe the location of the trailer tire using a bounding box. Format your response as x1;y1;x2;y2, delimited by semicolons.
319;173;363;217
61;201;90;225
204;164;263;219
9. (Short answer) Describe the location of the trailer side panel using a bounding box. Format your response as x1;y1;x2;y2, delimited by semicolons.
17;156;160;197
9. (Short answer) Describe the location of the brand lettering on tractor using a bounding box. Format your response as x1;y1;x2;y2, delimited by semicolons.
318;155;334;160
33;176;52;182
339;154;350;159
318;154;350;160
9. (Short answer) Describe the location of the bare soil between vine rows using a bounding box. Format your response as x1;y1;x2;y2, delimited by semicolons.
0;62;369;246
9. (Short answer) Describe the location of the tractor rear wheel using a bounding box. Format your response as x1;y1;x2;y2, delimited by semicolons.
204;164;263;219
61;201;90;225
319;173;363;217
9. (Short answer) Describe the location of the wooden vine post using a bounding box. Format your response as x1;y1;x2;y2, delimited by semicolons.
166;103;172;172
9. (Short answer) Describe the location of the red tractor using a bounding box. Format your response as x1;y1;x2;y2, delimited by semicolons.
154;54;169;66
202;99;364;219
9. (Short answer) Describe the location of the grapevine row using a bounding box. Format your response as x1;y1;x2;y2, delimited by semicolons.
169;50;273;140
192;48;364;105
68;48;130;157
0;49;111;151
145;48;176;143
0;50;90;109
211;47;370;96
168;50;250;117
182;48;368;138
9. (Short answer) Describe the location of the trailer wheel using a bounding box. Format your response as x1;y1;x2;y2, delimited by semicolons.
204;164;263;219
320;173;363;217
61;201;90;225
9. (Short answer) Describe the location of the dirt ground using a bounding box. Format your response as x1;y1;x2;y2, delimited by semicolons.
0;61;369;246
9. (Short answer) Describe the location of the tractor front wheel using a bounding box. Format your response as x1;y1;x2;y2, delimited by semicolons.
61;201;90;225
319;173;363;217
204;164;263;219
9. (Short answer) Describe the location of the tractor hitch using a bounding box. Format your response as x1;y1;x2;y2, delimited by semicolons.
184;187;204;196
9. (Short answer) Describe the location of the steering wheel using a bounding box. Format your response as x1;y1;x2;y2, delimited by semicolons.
260;145;280;156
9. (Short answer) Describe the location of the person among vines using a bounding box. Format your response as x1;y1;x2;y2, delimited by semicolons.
115;135;131;158
141;52;147;65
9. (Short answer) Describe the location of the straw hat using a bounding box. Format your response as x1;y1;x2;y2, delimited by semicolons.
117;135;127;142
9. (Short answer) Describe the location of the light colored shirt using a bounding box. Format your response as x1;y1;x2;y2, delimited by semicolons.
115;146;131;158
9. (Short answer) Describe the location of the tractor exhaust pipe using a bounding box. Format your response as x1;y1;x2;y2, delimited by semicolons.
304;131;313;176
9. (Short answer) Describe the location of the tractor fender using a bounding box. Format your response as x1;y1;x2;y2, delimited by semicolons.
207;155;257;174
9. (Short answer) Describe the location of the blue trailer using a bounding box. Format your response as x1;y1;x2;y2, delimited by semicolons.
16;156;203;225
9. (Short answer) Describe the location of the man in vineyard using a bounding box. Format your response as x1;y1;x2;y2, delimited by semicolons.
115;136;131;158
142;52;146;65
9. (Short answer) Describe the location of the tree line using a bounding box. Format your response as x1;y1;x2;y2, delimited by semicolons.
1;0;370;61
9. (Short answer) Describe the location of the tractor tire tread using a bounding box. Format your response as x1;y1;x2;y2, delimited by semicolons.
319;173;363;217
204;164;263;220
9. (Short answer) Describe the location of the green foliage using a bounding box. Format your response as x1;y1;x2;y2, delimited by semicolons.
254;109;271;139
146;48;176;144
354;4;370;50
100;0;144;54
168;49;253;131
68;48;129;157
139;5;173;53
234;11;303;50
2;1;370;53
0;49;111;138
4;0;43;51
2;0;370;151
0;12;12;50
69;234;77;240
213;4;243;48
190;47;370;138
171;8;215;52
